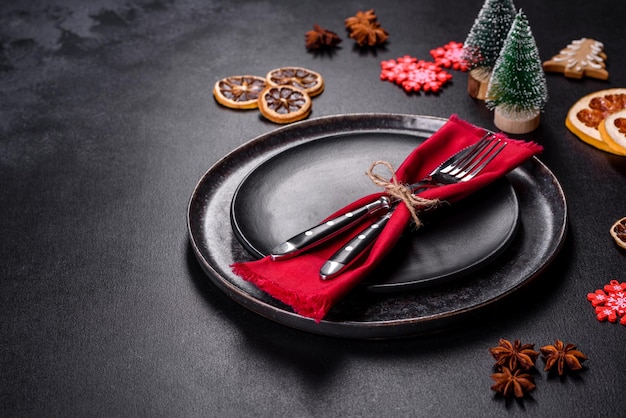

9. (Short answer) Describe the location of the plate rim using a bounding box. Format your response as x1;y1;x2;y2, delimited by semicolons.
187;113;568;339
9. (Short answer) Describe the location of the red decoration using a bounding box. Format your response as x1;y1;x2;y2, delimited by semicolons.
232;117;542;322
430;41;469;71
587;280;626;325
380;55;452;93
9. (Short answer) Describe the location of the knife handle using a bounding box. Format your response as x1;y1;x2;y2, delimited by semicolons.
319;211;392;280
270;196;391;260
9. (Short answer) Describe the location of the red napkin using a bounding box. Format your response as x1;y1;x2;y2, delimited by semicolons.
232;115;543;322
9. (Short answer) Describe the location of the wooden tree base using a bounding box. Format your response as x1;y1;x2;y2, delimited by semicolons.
494;107;541;134
467;68;490;100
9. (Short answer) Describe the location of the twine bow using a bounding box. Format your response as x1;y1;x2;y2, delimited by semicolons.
366;160;440;227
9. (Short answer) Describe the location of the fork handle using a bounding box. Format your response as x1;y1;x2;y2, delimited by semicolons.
270;196;391;260
270;182;433;260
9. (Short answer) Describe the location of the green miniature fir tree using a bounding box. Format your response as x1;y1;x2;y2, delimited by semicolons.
463;0;517;72
486;9;548;117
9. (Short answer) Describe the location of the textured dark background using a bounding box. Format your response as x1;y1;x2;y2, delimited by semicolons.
1;0;625;416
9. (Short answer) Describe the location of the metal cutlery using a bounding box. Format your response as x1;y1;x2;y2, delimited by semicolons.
270;133;498;261
319;136;508;279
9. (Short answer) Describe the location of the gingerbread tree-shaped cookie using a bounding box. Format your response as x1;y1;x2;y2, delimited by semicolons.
542;38;609;80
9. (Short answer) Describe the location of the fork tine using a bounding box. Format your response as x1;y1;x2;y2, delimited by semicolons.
444;135;496;175
460;140;507;181
439;134;494;174
452;138;500;176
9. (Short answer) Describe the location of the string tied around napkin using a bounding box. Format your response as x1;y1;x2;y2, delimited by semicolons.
366;160;439;228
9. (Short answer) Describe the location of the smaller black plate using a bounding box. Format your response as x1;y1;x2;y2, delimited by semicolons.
230;132;520;292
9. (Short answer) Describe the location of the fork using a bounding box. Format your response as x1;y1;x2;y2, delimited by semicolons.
319;136;508;279
270;133;501;261
270;132;502;261
270;134;503;261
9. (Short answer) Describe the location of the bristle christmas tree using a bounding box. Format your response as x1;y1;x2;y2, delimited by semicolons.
486;9;548;134
462;0;517;99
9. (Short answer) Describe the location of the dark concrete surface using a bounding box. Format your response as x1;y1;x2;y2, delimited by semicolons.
1;0;625;416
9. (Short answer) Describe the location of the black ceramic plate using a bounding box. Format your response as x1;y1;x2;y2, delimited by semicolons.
187;114;568;339
230;133;520;292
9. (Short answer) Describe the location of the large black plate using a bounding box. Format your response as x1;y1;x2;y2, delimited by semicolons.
230;132;520;292
187;114;568;339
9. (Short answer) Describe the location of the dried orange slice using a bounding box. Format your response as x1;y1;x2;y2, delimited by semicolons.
258;85;312;124
566;88;626;155
266;66;324;97
213;75;267;109
610;217;626;250
599;109;626;155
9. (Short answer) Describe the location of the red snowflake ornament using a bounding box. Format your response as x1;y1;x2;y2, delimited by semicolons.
430;41;469;71
587;280;626;325
380;55;452;93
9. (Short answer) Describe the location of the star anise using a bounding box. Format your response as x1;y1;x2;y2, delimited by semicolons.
491;367;536;398
489;338;539;371
344;9;378;28
305;24;342;50
344;9;388;47
540;340;588;375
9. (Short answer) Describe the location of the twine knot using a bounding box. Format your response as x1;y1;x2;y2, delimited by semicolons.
366;160;439;227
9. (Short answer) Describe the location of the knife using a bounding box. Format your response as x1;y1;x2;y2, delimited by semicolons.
319;135;505;280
